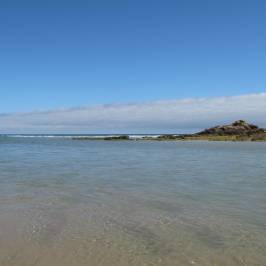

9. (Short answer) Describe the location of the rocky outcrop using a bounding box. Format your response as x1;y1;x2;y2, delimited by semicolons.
154;120;266;141
156;134;179;140
103;135;130;140
196;120;265;136
72;135;130;141
72;121;266;142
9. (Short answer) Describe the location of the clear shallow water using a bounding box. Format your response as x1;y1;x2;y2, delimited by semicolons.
0;137;266;266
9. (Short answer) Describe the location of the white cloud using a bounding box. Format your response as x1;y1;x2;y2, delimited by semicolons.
1;93;266;133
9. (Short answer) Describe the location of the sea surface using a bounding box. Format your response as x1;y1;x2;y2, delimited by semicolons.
0;135;266;266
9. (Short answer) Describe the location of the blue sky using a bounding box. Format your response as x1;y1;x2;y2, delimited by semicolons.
0;1;266;132
1;0;266;112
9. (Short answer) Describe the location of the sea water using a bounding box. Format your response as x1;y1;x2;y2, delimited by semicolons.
0;136;265;265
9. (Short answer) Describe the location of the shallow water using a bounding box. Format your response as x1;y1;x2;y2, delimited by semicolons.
0;137;266;265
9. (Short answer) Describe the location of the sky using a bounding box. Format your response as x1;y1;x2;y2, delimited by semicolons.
0;0;266;133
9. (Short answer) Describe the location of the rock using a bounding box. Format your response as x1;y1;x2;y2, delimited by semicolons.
156;134;179;140
196;120;265;136
103;135;130;140
72;135;130;141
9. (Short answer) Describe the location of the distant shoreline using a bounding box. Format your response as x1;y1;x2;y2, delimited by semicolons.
2;120;266;142
72;120;266;142
72;135;266;142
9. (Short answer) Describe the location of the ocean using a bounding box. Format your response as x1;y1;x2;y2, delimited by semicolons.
0;135;265;265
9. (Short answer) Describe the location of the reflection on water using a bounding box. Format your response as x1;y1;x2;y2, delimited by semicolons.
0;137;266;265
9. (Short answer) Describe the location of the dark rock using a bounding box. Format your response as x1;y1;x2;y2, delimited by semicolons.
196;120;265;137
157;134;179;140
103;135;130;140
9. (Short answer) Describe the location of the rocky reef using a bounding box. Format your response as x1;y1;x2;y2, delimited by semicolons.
103;135;130;140
72;135;130;141
145;120;266;141
72;121;266;142
196;120;265;136
178;120;266;141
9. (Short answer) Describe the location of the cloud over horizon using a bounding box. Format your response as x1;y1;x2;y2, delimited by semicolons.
1;93;266;134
